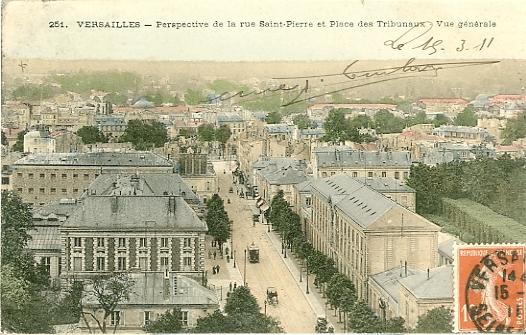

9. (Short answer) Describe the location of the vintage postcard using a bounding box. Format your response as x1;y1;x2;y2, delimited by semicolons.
2;0;526;333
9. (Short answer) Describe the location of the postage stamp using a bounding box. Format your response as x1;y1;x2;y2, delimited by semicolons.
455;245;526;333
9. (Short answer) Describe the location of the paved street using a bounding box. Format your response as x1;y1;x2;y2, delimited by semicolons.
205;161;333;333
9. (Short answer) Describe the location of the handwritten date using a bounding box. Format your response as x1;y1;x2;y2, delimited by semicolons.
384;21;493;55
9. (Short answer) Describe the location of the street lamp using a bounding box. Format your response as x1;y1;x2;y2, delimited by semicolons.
306;262;310;294
264;300;267;316
299;266;302;282
233;250;236;268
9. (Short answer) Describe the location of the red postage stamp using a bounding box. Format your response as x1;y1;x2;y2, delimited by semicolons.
456;245;526;332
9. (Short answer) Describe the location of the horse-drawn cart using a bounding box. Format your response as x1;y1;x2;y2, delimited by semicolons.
266;287;278;305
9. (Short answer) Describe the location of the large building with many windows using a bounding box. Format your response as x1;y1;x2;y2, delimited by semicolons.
9;152;174;206
59;191;207;282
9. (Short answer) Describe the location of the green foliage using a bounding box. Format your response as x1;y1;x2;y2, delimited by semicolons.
197;124;215;142
346;300;383;333
207;80;249;95
178;128;196;138
12;84;56;101
456;107;477;127
406;111;429;126
331;92;347;103
185;89;207;105
12;129;27;152
265;111;281;124
76;126;107;144
194;310;232;333
2;130;9;145
52;281;84;325
224;285;260;316
145;91;165;107
373;110;405;134
326;274;356;311
293;115;311;129
170;95;182;105
432;114;449;127
143;308;182;333
501;111;526;145
1;191;54;333
103;92;128;106
323;109;375;143
54;71;140;94
83;272;136;334
415;306;453;333
119;119;167;150
205;194;231;245
216;125;232;144
442;198;526;243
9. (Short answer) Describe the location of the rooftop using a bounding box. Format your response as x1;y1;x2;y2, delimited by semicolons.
61;195;206;232
315;146;412;168
13;152;174;167
399;265;454;300
370;266;423;306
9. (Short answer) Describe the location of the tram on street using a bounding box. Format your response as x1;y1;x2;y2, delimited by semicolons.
247;243;260;263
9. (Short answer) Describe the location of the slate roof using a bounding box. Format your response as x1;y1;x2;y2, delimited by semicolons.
264;124;292;133
399;265;454;300
315;146;411;168
259;166;309;185
438;239;457;262
27;226;61;251
252;157;300;171
217;114;244;123
310;174;396;229
362;177;415;194
13;152;173;167
87;174;198;203
369;266;423;306
83;272;218;307
61;195;206;232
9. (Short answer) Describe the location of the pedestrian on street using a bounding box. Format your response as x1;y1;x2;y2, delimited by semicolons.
213;251;216;260
233;282;237;290
217;265;220;273
229;282;232;291
212;266;216;275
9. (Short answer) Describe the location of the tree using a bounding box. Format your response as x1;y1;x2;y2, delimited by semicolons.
185;89;207;105
143;308;183;333
415;306;453;333
323;108;348;143
501;111;526;145
216;125;232;144
346;299;383;333
12;129;27;152
373;110;405;134
266;111;281;124
197;124;215;142
1;191;54;333
82;272;136;333
103;92;128;106
205;194;231;247
293;115;311;130
76;126;107;144
146;91;165;107
1;130;8;146
194;310;232;333
456;107;477;127
407;111;429;126
269;190;289;231
12;84;56;101
178;128;195;138
432;114;449;127
119;119;167;150
224;285;260;316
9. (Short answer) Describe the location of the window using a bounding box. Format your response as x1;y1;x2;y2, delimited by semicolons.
17;187;23;193
110;311;123;326
403;171;408;179
322;172;327;178
144;311;152;326
61;188;67;194
183;238;192;248
352;171;358;178
73;173;78;179
118;238;126;248
183;257;192;266
50;188;56;194
139;257;148;270
161;257;169;268
73;257;82;271
17;173;22;178
28;173;34;179
39;188;45;194
74;237;82;247
41;257;51;274
73;188;79;194
118;257;127;270
51;173;56;179
28;188;34;194
368;172;373;178
331;172;335;176
381;171;387;177
97;238;105;248
39;173;45;178
180;311;188;326
161;238;169;248
139;238;147;248
394;171;400;180
62;173;67;179
83;174;89;180
306;197;312;206
97;257;105;271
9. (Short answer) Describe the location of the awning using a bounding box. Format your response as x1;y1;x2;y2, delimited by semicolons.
231;164;238;171
260;204;270;212
254;195;261;201
256;199;264;207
